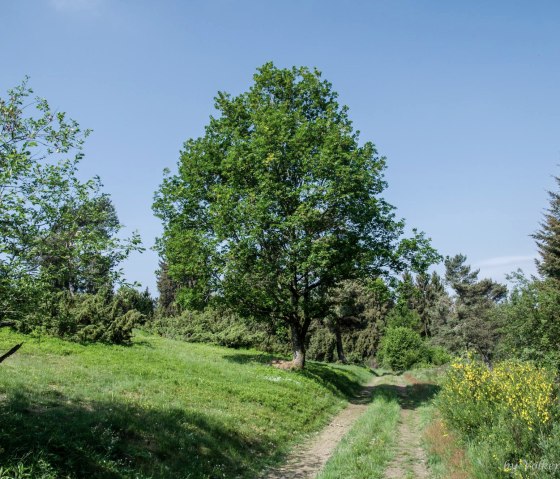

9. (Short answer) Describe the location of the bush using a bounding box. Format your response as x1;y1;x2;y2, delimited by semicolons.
499;279;560;372
151;308;291;354
385;306;421;332
26;287;146;344
306;326;336;362
437;356;559;477
425;344;452;366
377;327;427;371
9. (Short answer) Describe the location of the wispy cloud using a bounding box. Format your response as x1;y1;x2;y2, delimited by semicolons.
475;255;536;268
49;0;102;13
473;255;537;284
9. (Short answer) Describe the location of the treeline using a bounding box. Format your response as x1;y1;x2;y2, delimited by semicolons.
151;252;513;370
151;63;560;371
3;68;560;378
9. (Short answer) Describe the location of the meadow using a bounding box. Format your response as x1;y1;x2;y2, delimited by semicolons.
0;329;371;479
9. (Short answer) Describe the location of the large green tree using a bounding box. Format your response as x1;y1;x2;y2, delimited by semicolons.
154;63;439;368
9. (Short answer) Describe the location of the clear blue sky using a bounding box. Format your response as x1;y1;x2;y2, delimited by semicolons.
3;0;559;293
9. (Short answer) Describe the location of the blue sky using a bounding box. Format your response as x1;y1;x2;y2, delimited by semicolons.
2;0;559;293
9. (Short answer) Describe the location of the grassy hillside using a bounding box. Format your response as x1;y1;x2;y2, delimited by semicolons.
0;330;371;479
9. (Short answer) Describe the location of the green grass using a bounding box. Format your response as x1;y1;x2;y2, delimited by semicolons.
0;329;371;479
317;369;444;479
316;378;401;479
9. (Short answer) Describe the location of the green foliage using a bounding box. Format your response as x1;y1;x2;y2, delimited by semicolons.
26;287;147;344
539;422;560;478
340;321;383;364
437;356;560;478
377;326;427;371
385;304;422;331
431;255;506;363
424;345;452;366
0;329;371;478
499;276;560;371
0;79;143;340
152;308;291;353
155;261;181;316
533;175;560;282
324;278;390;363
153;62;439;367
117;286;155;321
306;325;336;362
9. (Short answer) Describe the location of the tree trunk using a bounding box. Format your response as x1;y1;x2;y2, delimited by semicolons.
290;323;306;369
334;323;347;363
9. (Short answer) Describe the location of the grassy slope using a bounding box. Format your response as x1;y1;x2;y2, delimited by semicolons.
0;330;371;479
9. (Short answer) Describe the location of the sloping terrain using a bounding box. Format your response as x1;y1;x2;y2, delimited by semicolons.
0;330;370;479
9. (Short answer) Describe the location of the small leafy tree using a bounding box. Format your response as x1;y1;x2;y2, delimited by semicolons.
0;79;142;342
154;63;439;368
377;326;426;371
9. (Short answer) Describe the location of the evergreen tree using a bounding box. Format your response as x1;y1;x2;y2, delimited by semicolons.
533;175;560;281
156;261;181;316
438;254;506;364
326;279;389;363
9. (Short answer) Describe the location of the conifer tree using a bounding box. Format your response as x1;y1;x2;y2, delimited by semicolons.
533;175;560;281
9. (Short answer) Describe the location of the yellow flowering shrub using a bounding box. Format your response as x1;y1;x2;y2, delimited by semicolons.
440;356;555;435
437;355;559;478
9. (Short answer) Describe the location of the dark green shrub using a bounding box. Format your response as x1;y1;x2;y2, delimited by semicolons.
425;344;452;366
152;308;291;354
26;287;145;344
307;326;336;362
341;322;381;364
377;326;426;371
116;286;155;322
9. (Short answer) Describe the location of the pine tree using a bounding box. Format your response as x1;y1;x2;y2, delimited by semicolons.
438;255;506;364
533;175;560;281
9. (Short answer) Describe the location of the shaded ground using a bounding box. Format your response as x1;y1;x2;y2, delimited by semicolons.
0;331;372;479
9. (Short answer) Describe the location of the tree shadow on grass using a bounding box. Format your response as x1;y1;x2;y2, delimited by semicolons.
296;362;369;399
371;369;403;377
221;351;280;365
0;388;270;479
369;382;441;410
223;352;369;400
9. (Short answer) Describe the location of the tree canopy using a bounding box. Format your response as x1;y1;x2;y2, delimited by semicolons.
533;175;560;281
0;78;143;333
154;63;439;368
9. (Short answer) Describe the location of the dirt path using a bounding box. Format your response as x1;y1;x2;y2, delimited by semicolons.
264;373;435;479
263;376;383;479
384;375;429;479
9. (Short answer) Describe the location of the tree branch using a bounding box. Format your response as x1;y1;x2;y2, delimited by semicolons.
0;343;22;364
